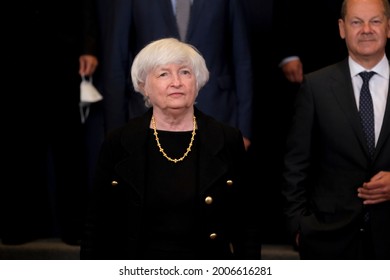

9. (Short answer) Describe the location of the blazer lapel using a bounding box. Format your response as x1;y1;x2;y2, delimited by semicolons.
196;109;228;193
115;110;153;200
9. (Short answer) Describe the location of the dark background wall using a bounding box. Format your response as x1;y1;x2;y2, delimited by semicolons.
242;0;290;244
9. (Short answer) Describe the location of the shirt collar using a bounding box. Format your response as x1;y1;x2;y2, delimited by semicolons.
349;55;389;79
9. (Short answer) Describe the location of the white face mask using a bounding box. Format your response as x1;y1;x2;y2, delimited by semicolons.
79;75;103;123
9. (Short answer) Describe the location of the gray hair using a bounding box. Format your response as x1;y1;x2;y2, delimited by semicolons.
131;38;210;108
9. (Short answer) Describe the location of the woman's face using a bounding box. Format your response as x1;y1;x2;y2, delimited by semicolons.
141;63;197;112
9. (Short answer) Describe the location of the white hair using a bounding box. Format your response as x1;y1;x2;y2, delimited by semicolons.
130;38;210;107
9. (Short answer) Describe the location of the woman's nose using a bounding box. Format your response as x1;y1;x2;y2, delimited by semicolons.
171;74;182;86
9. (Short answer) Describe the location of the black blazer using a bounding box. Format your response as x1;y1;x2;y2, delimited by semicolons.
81;107;261;259
282;59;390;259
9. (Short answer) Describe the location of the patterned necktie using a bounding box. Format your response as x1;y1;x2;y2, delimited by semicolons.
176;0;191;41
358;71;376;158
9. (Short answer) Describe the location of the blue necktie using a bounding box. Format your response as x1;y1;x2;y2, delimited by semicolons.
358;71;376;158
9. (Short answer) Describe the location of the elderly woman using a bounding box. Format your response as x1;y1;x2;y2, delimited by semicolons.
80;38;261;260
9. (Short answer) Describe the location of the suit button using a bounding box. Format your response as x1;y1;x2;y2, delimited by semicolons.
226;180;233;186
111;180;118;186
209;233;217;240
205;196;213;205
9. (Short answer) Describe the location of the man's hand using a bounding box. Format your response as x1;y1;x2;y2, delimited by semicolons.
358;171;390;204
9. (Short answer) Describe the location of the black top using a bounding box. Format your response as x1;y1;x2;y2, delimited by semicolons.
140;129;200;259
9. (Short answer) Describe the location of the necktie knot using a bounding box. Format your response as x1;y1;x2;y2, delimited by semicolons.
359;71;375;83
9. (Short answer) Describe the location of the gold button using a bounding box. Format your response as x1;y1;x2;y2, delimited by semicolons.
111;180;118;186
205;196;213;204
209;233;217;240
226;180;233;186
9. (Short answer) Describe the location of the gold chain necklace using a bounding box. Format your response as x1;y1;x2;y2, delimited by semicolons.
151;115;196;163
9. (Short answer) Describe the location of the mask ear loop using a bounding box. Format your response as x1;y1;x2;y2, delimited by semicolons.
79;103;90;124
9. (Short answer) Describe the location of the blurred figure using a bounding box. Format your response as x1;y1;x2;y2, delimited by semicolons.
282;0;390;259
102;0;253;150
81;38;261;259
274;0;347;84
274;0;390;84
2;1;99;245
272;0;349;143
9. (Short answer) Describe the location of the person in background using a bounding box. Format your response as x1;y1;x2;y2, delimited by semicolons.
272;0;348;171
101;0;253;151
274;0;390;85
2;1;99;245
80;38;261;259
282;0;390;259
274;0;347;84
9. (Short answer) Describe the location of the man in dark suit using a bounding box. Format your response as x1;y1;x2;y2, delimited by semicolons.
101;0;253;150
282;0;390;259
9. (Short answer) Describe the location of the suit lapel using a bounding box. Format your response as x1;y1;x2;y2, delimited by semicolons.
331;60;371;156
159;0;178;35
187;0;206;40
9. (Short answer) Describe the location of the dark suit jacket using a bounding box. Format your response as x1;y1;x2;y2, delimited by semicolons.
102;0;253;139
81;107;261;259
282;59;390;259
